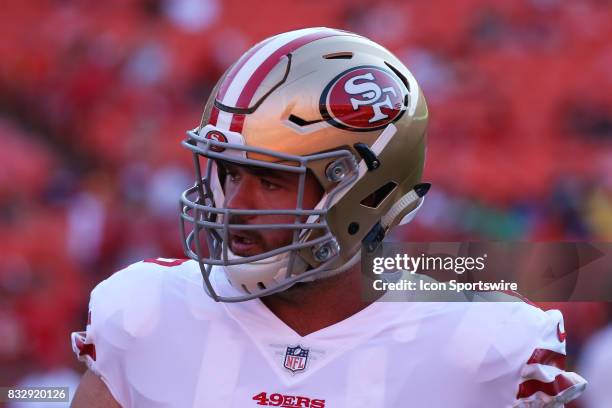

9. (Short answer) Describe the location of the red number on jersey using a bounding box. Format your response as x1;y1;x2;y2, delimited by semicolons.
252;392;269;405
268;393;283;406
251;391;325;407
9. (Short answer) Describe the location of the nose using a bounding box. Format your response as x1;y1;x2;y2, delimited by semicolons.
224;174;260;226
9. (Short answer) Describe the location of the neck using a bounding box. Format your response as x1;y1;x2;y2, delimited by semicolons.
260;263;382;336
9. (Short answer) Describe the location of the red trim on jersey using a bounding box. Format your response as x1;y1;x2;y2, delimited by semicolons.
74;335;97;361
526;348;566;370
557;322;567;342
143;258;189;267
516;373;577;399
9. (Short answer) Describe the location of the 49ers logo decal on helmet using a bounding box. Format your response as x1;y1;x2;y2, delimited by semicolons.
204;130;228;152
320;66;407;132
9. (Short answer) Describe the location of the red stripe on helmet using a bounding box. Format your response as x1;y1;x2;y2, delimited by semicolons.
209;105;219;126
215;29;356;133
228;30;351;133
229;114;245;133
216;37;274;102
233;31;344;111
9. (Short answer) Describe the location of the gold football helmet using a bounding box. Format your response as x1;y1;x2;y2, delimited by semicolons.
180;27;428;302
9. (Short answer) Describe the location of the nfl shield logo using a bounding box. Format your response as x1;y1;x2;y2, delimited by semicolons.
283;345;309;373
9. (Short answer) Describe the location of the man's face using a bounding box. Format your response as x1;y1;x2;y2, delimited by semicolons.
219;161;323;257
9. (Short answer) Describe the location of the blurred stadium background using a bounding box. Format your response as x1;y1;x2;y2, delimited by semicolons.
1;0;611;406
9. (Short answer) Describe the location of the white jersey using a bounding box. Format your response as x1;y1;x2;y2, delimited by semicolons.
578;324;612;407
71;259;586;408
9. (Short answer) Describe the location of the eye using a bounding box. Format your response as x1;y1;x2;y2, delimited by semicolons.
260;178;280;191
224;167;240;183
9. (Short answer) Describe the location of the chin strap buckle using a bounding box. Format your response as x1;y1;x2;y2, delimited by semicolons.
363;183;431;253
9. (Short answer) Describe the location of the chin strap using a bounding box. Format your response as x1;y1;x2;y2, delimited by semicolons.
364;183;431;253
298;249;362;282
381;183;430;229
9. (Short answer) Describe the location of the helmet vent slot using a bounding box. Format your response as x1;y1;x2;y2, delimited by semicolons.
360;182;398;209
323;52;353;60
257;282;266;290
384;61;410;91
288;114;324;127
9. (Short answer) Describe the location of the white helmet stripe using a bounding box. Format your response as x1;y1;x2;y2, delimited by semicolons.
214;28;358;132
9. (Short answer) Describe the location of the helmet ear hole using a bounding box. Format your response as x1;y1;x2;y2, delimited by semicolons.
360;182;398;209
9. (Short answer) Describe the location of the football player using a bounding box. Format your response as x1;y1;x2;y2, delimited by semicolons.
71;27;586;407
